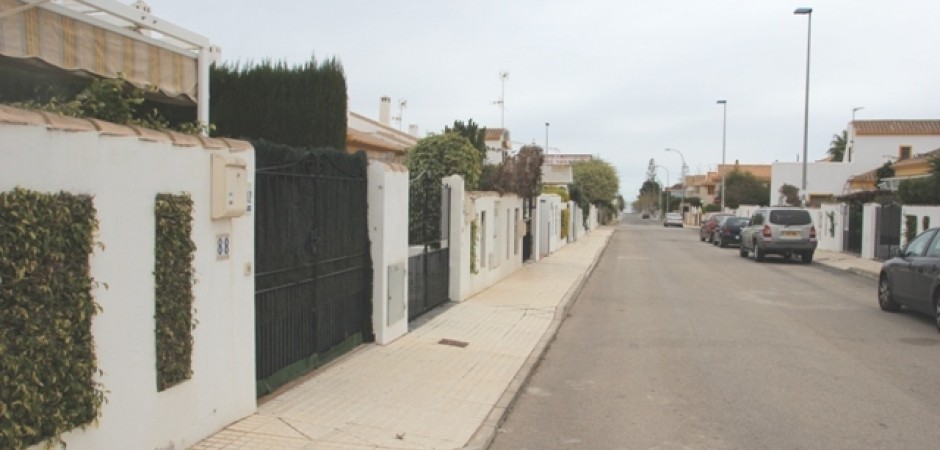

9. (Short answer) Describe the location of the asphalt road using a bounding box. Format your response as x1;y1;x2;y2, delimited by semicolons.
490;214;940;450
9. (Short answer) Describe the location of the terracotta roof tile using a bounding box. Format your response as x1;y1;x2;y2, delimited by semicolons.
484;128;507;141
893;147;940;168
854;120;940;136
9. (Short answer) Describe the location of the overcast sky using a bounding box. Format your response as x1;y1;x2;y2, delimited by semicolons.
150;0;940;198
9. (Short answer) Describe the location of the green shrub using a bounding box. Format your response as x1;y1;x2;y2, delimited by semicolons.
560;209;571;239
154;194;197;391
898;178;939;205
0;188;104;449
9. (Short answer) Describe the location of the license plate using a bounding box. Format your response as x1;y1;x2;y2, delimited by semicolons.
734;236;740;240
783;230;801;238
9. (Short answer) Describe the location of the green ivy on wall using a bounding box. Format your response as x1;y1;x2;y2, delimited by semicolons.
0;187;104;449
905;215;918;244
560;209;571;239
470;219;479;274
154;193;197;391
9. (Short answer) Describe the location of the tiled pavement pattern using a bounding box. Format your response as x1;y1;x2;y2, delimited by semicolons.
192;228;614;450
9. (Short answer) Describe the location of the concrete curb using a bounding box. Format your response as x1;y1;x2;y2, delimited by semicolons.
462;230;615;450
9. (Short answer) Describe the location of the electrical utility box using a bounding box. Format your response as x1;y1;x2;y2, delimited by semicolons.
211;153;249;220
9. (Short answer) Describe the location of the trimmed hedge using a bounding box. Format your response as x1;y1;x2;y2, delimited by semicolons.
154;194;197;391
0;188;104;449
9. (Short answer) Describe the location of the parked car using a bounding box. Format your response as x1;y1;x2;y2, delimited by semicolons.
877;227;940;332
712;216;749;248
699;212;733;243
663;212;683;227
641;211;651;219
739;207;817;263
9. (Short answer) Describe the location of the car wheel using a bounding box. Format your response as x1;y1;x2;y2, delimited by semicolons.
878;275;901;312
934;293;940;333
699;233;705;241
739;243;749;257
718;237;727;248
800;251;813;264
754;244;765;262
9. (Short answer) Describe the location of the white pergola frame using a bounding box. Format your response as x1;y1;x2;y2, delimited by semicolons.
2;0;218;132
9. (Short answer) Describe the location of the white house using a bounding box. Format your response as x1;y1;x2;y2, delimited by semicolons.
484;128;511;164
771;120;940;204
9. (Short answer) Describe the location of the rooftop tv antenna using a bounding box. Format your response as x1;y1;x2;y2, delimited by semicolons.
392;98;407;131
492;71;509;129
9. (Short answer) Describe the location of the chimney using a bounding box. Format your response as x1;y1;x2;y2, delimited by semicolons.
408;124;419;137
379;96;391;126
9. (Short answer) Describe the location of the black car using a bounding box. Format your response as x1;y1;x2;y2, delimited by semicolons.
712;216;748;248
877;227;940;332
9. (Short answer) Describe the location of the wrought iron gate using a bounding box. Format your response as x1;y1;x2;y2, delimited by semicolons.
408;174;451;320
254;146;372;396
875;203;902;260
844;202;863;255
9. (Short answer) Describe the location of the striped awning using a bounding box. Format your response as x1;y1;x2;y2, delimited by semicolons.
0;0;204;103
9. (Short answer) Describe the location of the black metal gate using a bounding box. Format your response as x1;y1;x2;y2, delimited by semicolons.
875;203;902;260
844;202;863;255
254;146;372;397
408;174;451;320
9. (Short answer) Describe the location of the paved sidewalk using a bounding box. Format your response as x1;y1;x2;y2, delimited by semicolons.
192;227;614;450
814;249;883;280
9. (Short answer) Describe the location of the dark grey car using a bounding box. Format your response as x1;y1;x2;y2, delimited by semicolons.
878;228;940;332
739;207;817;263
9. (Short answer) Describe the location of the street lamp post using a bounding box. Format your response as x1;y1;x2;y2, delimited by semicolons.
665;148;687;216
655;165;670;218
794;7;813;206
717;100;727;211
545;122;550;151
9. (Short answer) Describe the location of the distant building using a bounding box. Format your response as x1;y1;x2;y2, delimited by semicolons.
346;97;419;163
484;128;511;165
772;120;940;204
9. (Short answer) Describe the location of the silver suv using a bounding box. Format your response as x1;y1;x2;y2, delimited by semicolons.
739;207;817;263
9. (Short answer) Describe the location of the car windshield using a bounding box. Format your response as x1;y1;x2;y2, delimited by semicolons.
727;217;747;226
769;210;811;225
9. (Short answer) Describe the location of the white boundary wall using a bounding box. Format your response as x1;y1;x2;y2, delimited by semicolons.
0;114;256;449
901;205;940;246
445;176;525;301
817;203;845;252
367;161;409;345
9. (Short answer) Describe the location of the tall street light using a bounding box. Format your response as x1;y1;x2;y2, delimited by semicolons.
794;7;813;206
717;100;727;211
665;148;687;215
545;122;550;151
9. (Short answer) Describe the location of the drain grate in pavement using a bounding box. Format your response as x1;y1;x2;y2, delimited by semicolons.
439;338;469;348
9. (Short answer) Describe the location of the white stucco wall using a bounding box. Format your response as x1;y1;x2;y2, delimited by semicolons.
454;190;524;301
861;203;879;260
901;205;940;246
770;162;862;203
817;203;845;252
0;120;256;449
367;161;409;345
849;135;940;168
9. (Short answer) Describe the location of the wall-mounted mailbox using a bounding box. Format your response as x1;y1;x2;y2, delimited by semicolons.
211;153;248;220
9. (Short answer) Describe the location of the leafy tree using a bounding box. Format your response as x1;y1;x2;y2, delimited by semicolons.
639;180;661;196
875;161;895;188
406;133;484;244
445;119;487;160
897;154;940;205
721;170;769;208
779;183;800;206
572;159;619;205
632;191;659;214
828;130;847;162
483;145;544;199
211;57;348;149
406;133;483;189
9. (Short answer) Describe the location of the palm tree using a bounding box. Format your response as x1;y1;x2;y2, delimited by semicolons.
827;130;847;162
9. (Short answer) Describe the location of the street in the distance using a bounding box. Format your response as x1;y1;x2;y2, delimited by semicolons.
491;214;940;450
